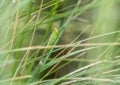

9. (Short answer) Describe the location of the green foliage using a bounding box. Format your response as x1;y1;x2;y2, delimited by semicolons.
0;0;120;85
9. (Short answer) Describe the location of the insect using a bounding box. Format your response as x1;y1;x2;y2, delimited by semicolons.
42;27;59;64
48;27;59;46
43;27;59;55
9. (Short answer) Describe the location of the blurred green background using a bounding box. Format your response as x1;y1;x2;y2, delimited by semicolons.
0;0;120;85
